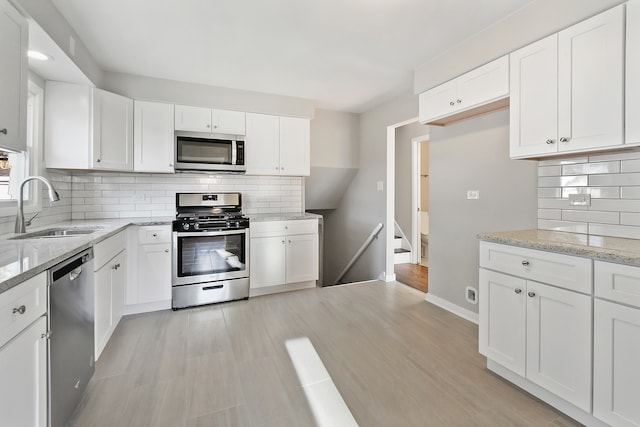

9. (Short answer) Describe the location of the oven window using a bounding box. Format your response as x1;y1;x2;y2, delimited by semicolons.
177;138;232;164
177;234;246;277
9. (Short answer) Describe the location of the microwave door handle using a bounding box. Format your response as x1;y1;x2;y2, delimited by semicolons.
232;141;237;165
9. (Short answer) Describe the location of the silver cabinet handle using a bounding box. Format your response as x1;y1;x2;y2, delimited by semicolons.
528;291;536;298
0;128;7;135
560;137;570;143
113;263;121;270
13;305;26;314
521;260;530;266
96;158;101;163
449;101;455;106
152;233;157;237
515;289;522;294
545;139;555;145
164;249;169;253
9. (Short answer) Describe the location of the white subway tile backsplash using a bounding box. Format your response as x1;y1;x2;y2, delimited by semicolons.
562;161;620;175
562;210;619;224
538;149;640;239
589;173;640;186
538;219;589;234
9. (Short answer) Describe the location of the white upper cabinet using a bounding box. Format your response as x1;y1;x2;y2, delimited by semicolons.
174;104;245;135
557;5;624;152
509;35;559;158
45;82;134;171
510;5;625;158
627;0;640;144
0;0;27;153
245;113;310;176
419;55;509;126
134;101;175;173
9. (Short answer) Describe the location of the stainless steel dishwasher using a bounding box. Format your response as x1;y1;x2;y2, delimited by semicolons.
48;248;95;427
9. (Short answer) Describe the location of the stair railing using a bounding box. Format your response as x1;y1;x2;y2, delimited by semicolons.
333;222;384;285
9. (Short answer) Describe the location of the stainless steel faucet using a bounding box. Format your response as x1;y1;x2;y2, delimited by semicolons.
15;176;60;233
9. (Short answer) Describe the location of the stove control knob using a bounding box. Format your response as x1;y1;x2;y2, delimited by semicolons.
182;223;190;231
193;223;200;230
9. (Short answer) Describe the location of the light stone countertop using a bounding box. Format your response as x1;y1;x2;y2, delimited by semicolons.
0;217;173;295
478;229;640;266
247;212;322;222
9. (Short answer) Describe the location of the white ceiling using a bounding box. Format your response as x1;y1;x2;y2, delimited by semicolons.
49;0;532;113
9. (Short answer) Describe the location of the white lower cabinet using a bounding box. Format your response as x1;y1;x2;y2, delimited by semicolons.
0;316;47;427
94;231;127;359
593;260;640;427
126;225;172;314
479;242;593;413
250;219;318;293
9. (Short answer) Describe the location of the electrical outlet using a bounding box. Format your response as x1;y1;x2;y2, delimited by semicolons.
465;286;478;304
569;194;591;206
466;190;479;200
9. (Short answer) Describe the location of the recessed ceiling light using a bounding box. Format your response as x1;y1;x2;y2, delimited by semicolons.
27;50;53;61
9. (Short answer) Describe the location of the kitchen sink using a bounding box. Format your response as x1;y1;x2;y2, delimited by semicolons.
9;227;104;240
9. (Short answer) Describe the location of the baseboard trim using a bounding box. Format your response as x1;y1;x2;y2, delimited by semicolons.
380;272;396;282
424;292;479;324
124;300;171;316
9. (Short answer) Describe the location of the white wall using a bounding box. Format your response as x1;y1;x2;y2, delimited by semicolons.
103;72;315;119
310;109;359;168
414;0;625;94
323;90;417;284
428;109;537;312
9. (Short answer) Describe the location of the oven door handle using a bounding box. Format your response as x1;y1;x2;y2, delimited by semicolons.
173;228;247;237
202;284;224;291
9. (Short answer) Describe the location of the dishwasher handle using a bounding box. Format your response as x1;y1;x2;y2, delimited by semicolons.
51;249;94;283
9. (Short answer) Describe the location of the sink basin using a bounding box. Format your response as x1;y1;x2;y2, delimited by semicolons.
9;227;103;240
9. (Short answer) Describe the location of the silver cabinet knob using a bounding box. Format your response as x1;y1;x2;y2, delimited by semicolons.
545;139;555;145
288;240;291;243
206;124;211;128
282;240;285;244
449;101;455;106
560;137;570;143
515;289;522;294
0;128;7;135
169;163;173;167
213;125;218;129
521;260;530;266
13;305;26;314
96;158;101;162
152;233;157;237
528;291;536;298
165;249;169;253
456;99;462;104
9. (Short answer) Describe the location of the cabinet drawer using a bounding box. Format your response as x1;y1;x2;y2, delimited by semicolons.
138;225;171;244
480;242;592;294
595;260;640;309
251;219;317;238
0;272;47;348
94;229;127;270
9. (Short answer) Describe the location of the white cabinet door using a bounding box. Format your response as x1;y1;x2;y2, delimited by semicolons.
279;116;310;176
137;243;171;303
174;105;212;132
92;89;134;170
557;5;624;152
111;251;126;329
245;113;280;175
479;269;526;377
456;55;509;111
627;0;640;144
0;0;27;153
212;109;245;135
509;35;559;158
593;299;640;427
0;316;46;427
418;80;458;124
250;236;286;288
134;101;175;172
94;262;112;359
526;281;592;412
285;233;318;283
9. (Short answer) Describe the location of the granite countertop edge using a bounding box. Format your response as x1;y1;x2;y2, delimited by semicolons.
248;212;322;222
0;217;173;295
478;229;640;266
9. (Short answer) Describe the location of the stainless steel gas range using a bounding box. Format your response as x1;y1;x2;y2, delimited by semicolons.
171;192;249;309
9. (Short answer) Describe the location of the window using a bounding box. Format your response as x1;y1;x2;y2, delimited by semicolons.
0;79;43;216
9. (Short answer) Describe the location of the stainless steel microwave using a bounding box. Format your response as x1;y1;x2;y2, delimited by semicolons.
175;131;245;173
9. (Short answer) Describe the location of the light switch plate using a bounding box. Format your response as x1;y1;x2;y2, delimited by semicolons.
377;181;383;191
569;194;591;206
467;190;479;200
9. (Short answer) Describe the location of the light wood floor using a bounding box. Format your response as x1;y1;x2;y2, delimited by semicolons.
395;263;429;293
70;281;582;427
